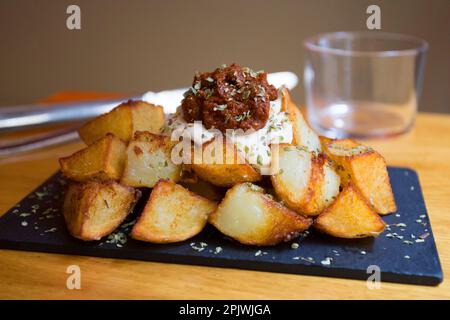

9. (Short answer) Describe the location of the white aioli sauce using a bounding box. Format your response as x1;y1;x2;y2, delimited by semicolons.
162;88;293;171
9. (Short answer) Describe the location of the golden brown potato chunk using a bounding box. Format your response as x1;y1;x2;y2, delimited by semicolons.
271;145;340;216
320;137;360;151
59;133;126;182
209;183;312;246
281;88;321;153
63;181;140;241
321;138;396;214
78;100;165;145
190;139;261;187
314;184;385;238
300;155;341;215
121;131;182;188
131;179;217;243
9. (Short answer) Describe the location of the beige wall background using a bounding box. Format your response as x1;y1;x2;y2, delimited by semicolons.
0;0;448;113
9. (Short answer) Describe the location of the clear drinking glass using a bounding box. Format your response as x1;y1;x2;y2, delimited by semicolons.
303;32;428;138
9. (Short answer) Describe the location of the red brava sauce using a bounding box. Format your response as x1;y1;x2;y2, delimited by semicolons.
181;64;278;132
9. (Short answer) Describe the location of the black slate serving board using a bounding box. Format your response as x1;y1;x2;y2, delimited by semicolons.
0;167;443;286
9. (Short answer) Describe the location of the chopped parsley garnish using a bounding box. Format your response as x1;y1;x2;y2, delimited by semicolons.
235;110;251;122
193;82;202;90
257;155;263;166
213;104;227;111
204;88;213;98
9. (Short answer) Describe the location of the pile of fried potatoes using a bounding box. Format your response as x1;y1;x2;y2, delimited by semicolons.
59;92;396;245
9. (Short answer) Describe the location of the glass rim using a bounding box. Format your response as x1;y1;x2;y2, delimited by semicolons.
303;31;428;57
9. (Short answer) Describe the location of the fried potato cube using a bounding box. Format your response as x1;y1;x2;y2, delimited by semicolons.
78;100;165;145
59;133;126;182
209;183;312;246
300;156;341;215
63;181;140;241
321;138;396;214
271;145;340;216
190;139;261;187
281;88;321;153
121;131;182;188
271;145;312;212
131;179;217;243
314;184;385;238
321;138;369;187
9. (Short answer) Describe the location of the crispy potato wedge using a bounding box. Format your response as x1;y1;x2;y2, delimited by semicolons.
321;138;396;214
271;145;312;212
271;145;340;216
321;160;342;208
281;88;321;153
59;133;126;182
190;139;261;187
131;179;217;243
121;131;182;188
63;181;140;241
209;183;312;246
314;184;385;238
320;137;360;150
78;100;165;145
299;155;342;215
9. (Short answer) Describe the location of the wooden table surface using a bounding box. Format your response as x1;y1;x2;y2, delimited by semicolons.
0;97;449;299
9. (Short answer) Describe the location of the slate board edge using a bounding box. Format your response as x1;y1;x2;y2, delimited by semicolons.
0;167;444;287
402;167;443;285
0;237;442;286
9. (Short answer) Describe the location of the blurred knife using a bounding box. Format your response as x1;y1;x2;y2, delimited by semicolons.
0;72;298;131
0;71;298;156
